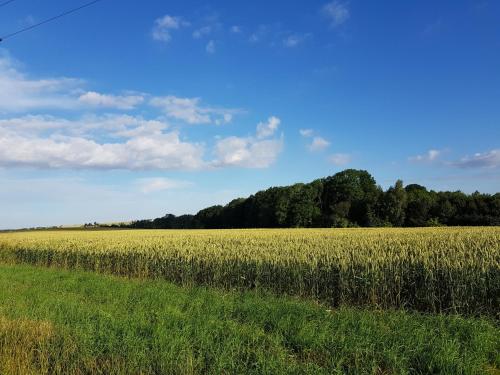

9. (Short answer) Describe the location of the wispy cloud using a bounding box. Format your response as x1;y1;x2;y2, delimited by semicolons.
409;149;443;163
329;153;351;166
151;15;190;43
308;136;330;152
409;148;500;170
230;25;242;33
299;129;314;137
0;53;82;112
78;91;144;110
150;96;237;125
249;25;268;43
283;33;312;48
193;26;212;39
451;149;500;169
322;1;350;27
206;40;216;54
299;128;330;152
136;178;193;194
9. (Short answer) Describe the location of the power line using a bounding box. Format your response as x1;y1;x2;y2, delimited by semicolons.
0;0;103;42
0;0;19;8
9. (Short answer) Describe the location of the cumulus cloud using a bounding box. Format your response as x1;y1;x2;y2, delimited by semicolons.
0;118;205;170
451;149;500;169
0;113;285;171
308;136;330;152
136;177;193;194
150;95;237;125
213;116;283;168
78;91;144;110
409;149;442;163
151;15;189;43
329;153;351;166
322;1;350;27
256;116;280;139
213;136;283;168
0;53;280;172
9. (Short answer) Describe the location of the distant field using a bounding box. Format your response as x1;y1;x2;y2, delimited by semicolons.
0;264;498;374
1;227;498;315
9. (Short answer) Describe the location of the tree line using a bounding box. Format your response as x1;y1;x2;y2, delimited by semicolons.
125;169;500;229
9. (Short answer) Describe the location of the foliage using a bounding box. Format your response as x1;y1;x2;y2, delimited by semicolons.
128;169;500;229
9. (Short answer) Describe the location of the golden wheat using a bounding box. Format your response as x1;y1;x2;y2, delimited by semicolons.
0;227;498;314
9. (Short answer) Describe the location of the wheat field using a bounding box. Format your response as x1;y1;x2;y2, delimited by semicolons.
0;227;498;315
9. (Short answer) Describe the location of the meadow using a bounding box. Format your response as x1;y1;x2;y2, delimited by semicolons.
0;264;498;374
0;227;499;315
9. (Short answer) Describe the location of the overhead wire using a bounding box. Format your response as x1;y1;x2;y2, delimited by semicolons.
0;0;19;9
0;0;103;42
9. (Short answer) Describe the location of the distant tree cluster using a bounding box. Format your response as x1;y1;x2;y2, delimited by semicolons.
129;169;500;229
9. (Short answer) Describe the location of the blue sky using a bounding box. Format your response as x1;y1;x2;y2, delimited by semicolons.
0;0;499;228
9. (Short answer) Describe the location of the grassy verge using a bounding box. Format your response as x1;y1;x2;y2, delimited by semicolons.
0;263;498;374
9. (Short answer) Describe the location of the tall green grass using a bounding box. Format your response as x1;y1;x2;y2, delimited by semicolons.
0;264;498;374
1;227;499;315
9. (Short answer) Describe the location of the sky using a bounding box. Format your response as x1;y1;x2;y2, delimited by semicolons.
0;0;499;229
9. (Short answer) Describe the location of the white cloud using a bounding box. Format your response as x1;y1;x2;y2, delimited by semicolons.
409;149;442;163
0;114;167;138
0;53;279;172
152;15;189;43
409;149;500;169
249;25;268;43
206;40;216;54
0;125;205;170
136;178;193;194
78;91;144;110
193;26;212;39
308;136;330;152
451;149;500;169
299;128;314;137
0;113;205;170
0;53;82;112
230;25;241;33
283;33;312;48
215;113;233;126
213;136;283;168
329;153;351;166
256;116;280;139
299;129;330;152
213;116;283;168
150;95;237;125
0;54;142;113
0;113;285;171
322;1;350;27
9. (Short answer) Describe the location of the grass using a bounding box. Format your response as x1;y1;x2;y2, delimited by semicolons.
0;263;498;374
